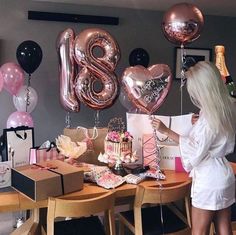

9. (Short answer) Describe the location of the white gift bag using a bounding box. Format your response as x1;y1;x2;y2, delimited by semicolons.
3;126;35;167
126;112;193;164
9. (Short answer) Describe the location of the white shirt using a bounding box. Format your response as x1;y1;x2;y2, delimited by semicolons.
179;114;235;210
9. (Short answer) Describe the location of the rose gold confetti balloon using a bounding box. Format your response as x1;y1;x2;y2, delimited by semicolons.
162;3;204;45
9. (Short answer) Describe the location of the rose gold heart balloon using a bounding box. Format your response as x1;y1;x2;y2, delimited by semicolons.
121;64;172;114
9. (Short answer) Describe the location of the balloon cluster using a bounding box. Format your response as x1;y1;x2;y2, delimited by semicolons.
0;40;42;128
57;28;174;118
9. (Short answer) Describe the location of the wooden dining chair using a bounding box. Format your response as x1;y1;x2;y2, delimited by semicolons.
118;181;192;235
45;191;116;235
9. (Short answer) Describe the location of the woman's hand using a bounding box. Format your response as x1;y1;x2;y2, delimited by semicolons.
151;118;169;136
151;117;180;144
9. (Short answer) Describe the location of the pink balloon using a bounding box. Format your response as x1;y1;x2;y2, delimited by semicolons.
0;62;25;95
0;70;3;92
121;64;172;114
7;111;34;128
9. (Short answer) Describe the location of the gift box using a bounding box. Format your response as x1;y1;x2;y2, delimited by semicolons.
143;134;185;171
11;160;84;201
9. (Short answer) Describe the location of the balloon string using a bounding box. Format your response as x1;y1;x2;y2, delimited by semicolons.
26;74;31;113
65;112;71;128
180;44;186;115
157;182;164;235
149;114;162;172
94;110;100;127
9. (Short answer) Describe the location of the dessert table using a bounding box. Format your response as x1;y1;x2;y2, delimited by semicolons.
1;162;235;235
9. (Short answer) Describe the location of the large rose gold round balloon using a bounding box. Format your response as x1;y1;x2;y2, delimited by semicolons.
121;64;172;114
74;28;120;110
162;3;204;45
57;28;80;112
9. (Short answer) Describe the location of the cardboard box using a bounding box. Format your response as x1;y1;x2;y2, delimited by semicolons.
11;160;84;201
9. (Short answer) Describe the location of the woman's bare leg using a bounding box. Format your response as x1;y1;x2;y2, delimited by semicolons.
214;206;232;235
191;206;215;235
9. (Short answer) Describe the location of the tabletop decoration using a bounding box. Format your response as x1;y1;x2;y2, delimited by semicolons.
98;117;137;176
84;165;125;189
56;135;87;160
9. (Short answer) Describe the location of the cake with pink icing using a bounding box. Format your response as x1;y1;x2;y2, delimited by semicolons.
98;118;137;164
104;131;133;162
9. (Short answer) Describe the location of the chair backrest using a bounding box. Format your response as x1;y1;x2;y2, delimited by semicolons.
134;181;191;206
47;191;116;235
133;180;192;235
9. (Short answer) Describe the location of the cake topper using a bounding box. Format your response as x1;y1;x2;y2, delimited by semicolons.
107;117;125;133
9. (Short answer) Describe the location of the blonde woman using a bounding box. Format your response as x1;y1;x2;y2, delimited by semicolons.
152;61;236;235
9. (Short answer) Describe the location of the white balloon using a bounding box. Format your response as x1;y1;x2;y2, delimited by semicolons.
13;85;38;113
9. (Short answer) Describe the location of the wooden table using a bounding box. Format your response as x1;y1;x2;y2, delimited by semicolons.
0;169;190;213
1;162;235;235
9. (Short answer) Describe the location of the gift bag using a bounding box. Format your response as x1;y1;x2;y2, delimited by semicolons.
3;126;34;167
29;143;62;164
127;112;193;164
63;127;108;165
143;133;185;171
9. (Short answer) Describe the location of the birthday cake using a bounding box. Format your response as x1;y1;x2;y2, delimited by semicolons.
98;118;137;164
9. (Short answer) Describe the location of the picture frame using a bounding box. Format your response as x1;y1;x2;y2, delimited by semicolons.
174;47;212;79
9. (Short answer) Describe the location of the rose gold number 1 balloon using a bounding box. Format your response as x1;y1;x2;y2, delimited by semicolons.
57;28;80;112
74;28;120;110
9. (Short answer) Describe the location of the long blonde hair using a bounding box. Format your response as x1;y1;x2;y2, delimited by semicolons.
185;61;236;135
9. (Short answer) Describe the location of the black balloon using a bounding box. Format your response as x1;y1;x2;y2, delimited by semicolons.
16;40;43;74
129;48;150;68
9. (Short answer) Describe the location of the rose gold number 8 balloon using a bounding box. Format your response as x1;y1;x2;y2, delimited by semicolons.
74;28;120;110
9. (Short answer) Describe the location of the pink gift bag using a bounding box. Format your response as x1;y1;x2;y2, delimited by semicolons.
142;134;158;169
29;147;63;164
175;157;186;172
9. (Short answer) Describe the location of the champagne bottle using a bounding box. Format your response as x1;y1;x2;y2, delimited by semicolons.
215;45;236;98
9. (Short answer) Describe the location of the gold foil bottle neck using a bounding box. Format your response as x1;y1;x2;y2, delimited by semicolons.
215;45;229;77
215;45;225;54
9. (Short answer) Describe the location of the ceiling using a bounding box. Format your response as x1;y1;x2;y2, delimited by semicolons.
34;0;236;17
